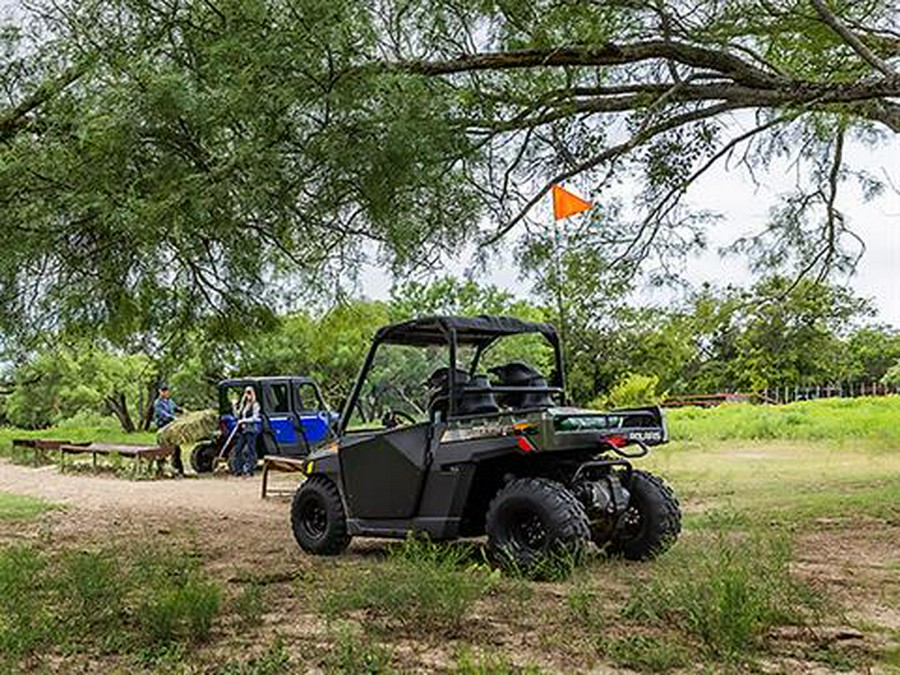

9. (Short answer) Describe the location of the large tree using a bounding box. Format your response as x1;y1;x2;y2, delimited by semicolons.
1;0;898;344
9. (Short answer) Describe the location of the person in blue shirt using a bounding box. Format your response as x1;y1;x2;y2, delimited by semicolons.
154;384;180;428
153;384;184;476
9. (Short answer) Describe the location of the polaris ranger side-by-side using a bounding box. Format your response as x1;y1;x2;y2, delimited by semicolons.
290;315;681;569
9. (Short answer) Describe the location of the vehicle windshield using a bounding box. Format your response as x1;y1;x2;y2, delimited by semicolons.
346;343;448;429
345;331;559;431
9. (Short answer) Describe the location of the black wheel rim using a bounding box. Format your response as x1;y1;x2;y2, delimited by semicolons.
618;504;645;542
508;508;547;552
299;496;328;540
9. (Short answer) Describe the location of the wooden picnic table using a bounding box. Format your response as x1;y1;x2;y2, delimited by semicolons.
58;442;173;470
12;438;89;462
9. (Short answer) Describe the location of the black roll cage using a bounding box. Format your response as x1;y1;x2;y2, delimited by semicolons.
338;315;566;434
217;376;328;417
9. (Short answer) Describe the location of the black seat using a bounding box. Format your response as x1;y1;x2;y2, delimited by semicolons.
427;367;470;418
426;368;499;417
488;361;555;409
457;375;500;416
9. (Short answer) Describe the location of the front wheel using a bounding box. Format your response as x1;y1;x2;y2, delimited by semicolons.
486;477;590;574
606;470;682;561
291;475;351;555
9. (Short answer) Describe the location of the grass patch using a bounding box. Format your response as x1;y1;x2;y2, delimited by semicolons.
624;518;822;664
597;635;690;673
500;545;584;582
230;581;267;628
453;645;542;674
0;543;222;669
321;624;393;674
218;636;292;675
0;492;58;520
667;396;900;447
320;537;496;634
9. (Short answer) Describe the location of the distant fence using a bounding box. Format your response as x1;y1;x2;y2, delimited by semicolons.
663;383;900;408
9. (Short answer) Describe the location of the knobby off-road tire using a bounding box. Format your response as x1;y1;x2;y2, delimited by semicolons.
291;475;351;556
486;477;590;573
189;442;216;474
606;470;682;561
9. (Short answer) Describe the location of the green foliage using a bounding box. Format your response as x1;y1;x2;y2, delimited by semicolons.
591;373;663;410
881;361;900;387
625;521;821;662
4;342;152;429
320;537;492;632
2;274;897;429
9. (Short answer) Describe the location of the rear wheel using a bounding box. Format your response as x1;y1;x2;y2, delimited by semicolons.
606;470;681;560
486;477;590;574
291;475;351;555
189;442;216;474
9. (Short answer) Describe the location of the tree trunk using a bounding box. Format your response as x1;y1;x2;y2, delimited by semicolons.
105;391;136;433
139;383;156;431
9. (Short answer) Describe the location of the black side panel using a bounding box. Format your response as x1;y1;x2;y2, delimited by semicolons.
339;424;429;519
417;464;475;520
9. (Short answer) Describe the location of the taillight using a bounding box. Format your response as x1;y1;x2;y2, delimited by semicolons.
516;436;536;453
510;422;538;452
605;434;627;448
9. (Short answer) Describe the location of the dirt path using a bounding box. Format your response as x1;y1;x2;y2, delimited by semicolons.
0;459;298;516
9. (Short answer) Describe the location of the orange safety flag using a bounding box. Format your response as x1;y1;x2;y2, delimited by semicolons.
552;184;592;220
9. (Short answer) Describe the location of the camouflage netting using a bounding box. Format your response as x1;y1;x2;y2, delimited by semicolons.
156;409;218;447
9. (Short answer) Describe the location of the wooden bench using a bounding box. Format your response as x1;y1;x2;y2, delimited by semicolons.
58;442;173;471
260;455;307;499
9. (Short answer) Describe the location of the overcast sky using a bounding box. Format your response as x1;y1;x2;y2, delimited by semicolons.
362;133;900;326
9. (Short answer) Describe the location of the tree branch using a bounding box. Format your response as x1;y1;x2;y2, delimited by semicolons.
481;101;743;246
0;61;91;143
395;40;783;87
810;0;897;77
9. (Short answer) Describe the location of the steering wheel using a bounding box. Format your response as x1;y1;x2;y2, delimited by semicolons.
381;409;418;429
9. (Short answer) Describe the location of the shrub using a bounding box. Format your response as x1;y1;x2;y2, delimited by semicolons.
591;373;664;410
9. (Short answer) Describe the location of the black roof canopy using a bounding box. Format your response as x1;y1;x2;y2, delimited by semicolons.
374;315;559;347
218;376;318;388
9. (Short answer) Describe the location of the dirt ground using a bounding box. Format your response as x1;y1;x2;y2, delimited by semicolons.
1;457;898;673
